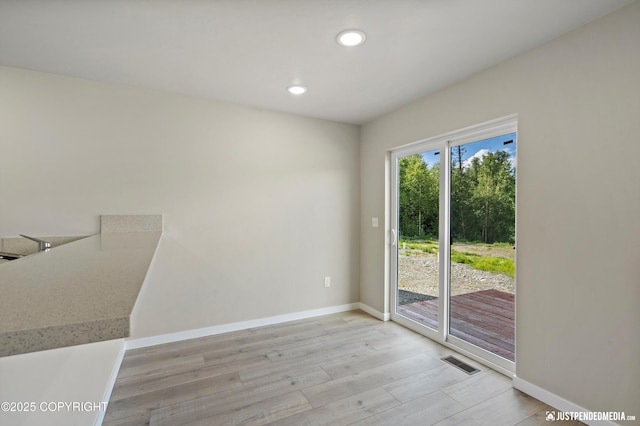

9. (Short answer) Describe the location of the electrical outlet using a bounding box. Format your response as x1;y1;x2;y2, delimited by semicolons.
324;276;331;288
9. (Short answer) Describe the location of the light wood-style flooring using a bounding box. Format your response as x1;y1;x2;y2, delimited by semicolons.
103;310;578;425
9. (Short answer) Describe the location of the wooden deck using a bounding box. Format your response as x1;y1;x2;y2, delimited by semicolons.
397;289;515;361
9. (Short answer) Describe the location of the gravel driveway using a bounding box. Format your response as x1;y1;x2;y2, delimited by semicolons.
398;250;514;305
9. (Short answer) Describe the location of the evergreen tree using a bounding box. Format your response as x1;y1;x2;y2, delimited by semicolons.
399;148;515;244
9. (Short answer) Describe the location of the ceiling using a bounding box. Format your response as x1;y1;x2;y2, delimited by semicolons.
0;0;635;124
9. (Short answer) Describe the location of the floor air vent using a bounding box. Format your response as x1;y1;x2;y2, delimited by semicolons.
441;356;480;375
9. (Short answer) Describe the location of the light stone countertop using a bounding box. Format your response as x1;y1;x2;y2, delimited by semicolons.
0;231;161;357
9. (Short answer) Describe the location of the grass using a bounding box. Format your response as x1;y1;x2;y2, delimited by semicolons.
450;250;514;278
400;238;515;278
402;241;438;254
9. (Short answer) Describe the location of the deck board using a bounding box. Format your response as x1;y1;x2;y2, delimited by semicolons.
397;289;515;361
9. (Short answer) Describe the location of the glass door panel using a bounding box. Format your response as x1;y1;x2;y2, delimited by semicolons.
395;149;441;330
449;134;516;361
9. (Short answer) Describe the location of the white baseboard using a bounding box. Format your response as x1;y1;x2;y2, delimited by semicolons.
513;377;619;426
358;302;390;321
126;303;361;350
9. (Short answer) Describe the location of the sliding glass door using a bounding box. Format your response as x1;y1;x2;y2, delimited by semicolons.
395;148;441;331
390;116;517;373
448;135;516;363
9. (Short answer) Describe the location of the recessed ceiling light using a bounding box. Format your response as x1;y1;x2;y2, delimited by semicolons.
336;29;366;47
287;85;307;95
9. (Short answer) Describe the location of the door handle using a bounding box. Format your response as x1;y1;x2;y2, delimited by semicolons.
391;229;397;246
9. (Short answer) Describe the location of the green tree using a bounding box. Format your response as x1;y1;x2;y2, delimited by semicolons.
400;149;514;244
451;146;472;241
398;154;439;239
470;150;515;243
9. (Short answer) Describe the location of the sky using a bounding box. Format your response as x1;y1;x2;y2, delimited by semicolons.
421;132;516;169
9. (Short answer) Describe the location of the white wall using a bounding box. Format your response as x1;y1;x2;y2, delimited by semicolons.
360;1;640;419
0;66;361;338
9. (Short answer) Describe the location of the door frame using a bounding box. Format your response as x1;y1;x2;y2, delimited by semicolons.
389;114;518;376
